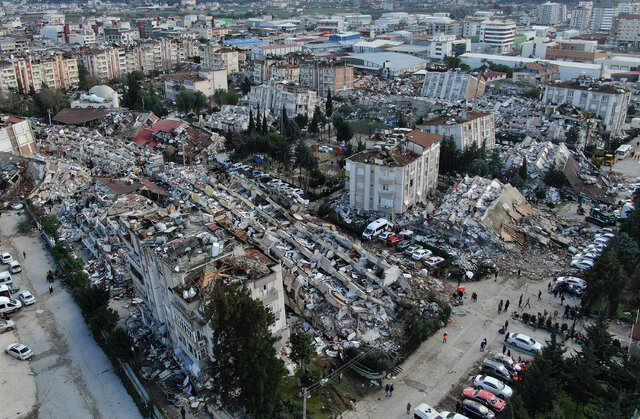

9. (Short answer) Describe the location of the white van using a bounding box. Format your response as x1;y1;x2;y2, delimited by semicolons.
362;218;391;240
0;296;21;314
0;271;12;285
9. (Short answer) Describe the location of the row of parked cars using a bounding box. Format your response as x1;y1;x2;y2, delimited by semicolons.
570;227;615;270
376;231;447;268
228;163;309;205
0;252;35;361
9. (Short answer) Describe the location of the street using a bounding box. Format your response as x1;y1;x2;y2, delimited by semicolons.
0;212;140;419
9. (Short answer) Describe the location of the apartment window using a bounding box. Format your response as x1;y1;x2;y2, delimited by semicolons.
357;167;364;175
382;184;389;191
356;181;364;189
410;179;414;187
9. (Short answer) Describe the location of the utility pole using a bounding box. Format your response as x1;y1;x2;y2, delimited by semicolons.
302;387;307;419
47;109;52;126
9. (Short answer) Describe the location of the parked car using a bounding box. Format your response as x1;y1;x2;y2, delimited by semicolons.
396;240;411;251
490;353;523;373
439;412;470;419
460;399;495;419
386;235;405;246
404;245;422;256
8;260;21;274
555;281;584;296
10;203;23;210
556;277;587;290
473;375;513;399
0;252;13;264
571;259;594;270
462;387;506;412
0;319;14;333
481;359;517;383
412;403;442;419
378;231;393;242
411;249;433;261
423;256;445;268
5;343;33;360
18;290;35;306
507;333;542;354
0;296;21;315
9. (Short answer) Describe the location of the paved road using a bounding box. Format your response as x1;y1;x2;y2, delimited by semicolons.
0;212;140;419
341;267;632;419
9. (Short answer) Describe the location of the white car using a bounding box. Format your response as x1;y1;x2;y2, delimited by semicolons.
473;375;513;399
439;412;470;419
411;249;433;261
5;343;33;360
8;260;21;274
0;253;13;264
571;259;594;270
595;232;615;240
378;231;393;242
10;203;23;210
593;237;610;246
507;333;542;354
0;319;14;333
404;245;422;256
556;276;587;290
18;290;35;306
423;256;445;268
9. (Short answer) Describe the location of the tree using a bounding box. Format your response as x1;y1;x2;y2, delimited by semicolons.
124;71;142;108
290;332;313;366
248;108;255;133
335;118;353;144
488;148;504;179
42;214;61;239
523;88;541;99
610;232;639;274
325;90;333;117
176;90;208;113
262;114;268;134
89;305;119;335
34;88;69;116
519;157;528;180
294;113;308;130
544;170;567;188
439;136;461;176
583;248;626;314
444;55;462;70
566;125;580;145
281;106;289;137
105;327;132;359
77;62;97;91
204;282;285;416
74;284;111;317
469;159;490;176
309;105;322;134
240;76;252;95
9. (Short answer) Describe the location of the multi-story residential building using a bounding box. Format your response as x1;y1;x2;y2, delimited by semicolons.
513;62;560;83
0;60;18;92
421;71;486;101
455;20;480;37
345;130;441;215
200;44;239;72
299;60;354;98
316;18;345;32
250;43;301;60
0;115;37;155
117;207;289;371
480;20;517;53
542;78;630;134
67;31;97;46
79;47;128;81
12;53;78;91
544;39;607;62
422;110;495;150
590;7;617;32
611;14;640;49
248;80;317;118
617;2;640;14
164;69;228;101
570;7;593;29
104;28;137;45
537;2;568;25
425;35;471;60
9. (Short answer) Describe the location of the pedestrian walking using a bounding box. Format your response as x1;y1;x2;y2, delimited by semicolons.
22;250;26;259
504;320;509;330
518;294;523;307
560;294;565;305
504;332;510;342
504;300;510;312
390;384;394;397
553;289;558;298
525;297;531;308
507;349;511;358
518;269;521;277
538;290;542;301
502;344;506;354
181;406;186;419
494;271;498;281
548;282;552;291
443;332;448;343
385;384;390;397
49;286;53;294
471;292;477;302
407;402;412;415
480;340;485;352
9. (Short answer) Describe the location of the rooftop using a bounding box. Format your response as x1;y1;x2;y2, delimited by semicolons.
406;131;442;148
166;72;206;82
424;110;492;125
348;146;419;167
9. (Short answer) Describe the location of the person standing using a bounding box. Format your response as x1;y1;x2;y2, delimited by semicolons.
49;286;53;294
456;400;461;413
504;320;509;330
502;344;506;354
538;290;542;300
180;406;186;419
518;294;523;307
504;300;510;312
494;271;498;281
507;349;511;358
525;298;531;308
443;332;448;343
385;383;390;397
22;250;26;259
389;384;394;397
560;294;565;305
518;269;521;277
407;402;412;415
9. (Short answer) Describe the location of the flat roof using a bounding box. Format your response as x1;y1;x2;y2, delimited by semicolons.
460;53;602;70
342;52;426;72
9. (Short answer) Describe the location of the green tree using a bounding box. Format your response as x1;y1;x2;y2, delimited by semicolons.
262;114;268;134
325;90;333;117
610;232;639;274
240;76;252;95
290;332;313;366
583;248;626;314
523;88;541;99
105;327;132;359
89;305;119;335
544;170;567;188
74;284;111;317
488;148;504;179
335;118;353;144
469;159;490;176
309;105;322;134
439;136;461;176
124;71;142;108
42;214;61;239
248;108;255;133
294;113;308;130
34;88;69;116
444;55;462;70
204;282;286;416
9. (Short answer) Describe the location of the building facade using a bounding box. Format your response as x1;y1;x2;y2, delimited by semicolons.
345;131;441;215
299;60;354;98
164;70;228;101
542;80;630;134
480;20;517;53
200;45;239;72
421;71;486;101
248;80;317;118
422;110;495;150
12;53;79;91
590;7;617;32
570;7;593;29
611;14;640;49
537;2;568;25
544;39;607;63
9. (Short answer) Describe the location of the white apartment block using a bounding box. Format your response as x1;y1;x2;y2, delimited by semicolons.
68;31;97;46
570;7;592;29
537;2;568;25
0;61;18;92
421;71;486;101
199;45;239;72
590;7;617;32
248;80;317;118
164;69;228;101
422;110;496;150
480;20;517;53
542;80;630;134
618;2;640;14
250;43;301;60
345;131;441;215
611;14;640;48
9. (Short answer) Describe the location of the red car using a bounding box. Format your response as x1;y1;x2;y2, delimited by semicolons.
386;235;405;246
462;387;507;413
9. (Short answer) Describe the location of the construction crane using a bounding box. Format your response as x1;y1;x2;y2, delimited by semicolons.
577;192;618;226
